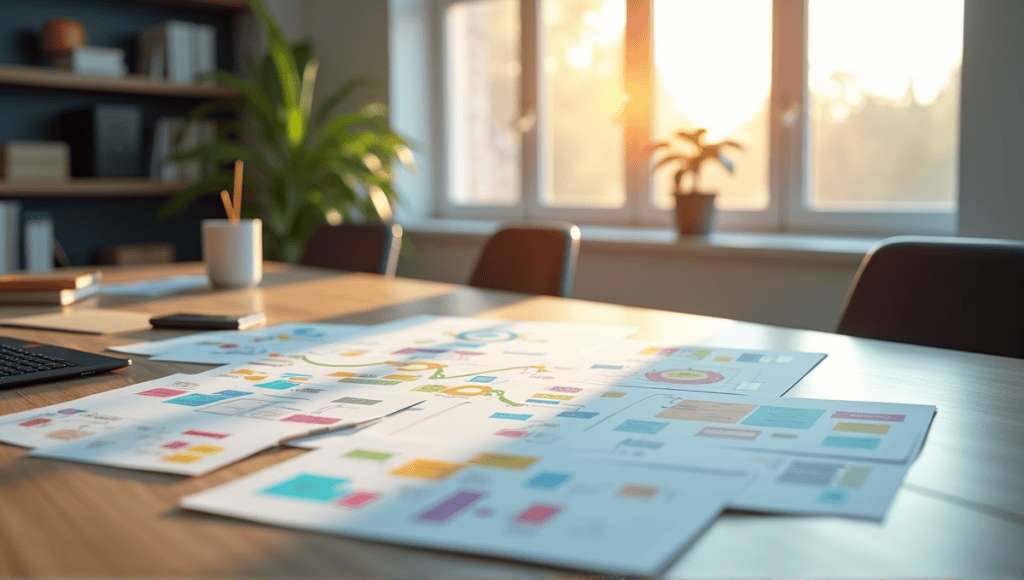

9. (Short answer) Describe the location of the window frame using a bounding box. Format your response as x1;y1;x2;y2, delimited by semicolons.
436;0;959;235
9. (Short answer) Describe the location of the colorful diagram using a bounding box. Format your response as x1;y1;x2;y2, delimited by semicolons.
645;369;725;385
453;329;526;343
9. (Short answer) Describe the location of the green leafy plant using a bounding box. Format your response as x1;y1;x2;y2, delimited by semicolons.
650;128;743;195
161;0;414;262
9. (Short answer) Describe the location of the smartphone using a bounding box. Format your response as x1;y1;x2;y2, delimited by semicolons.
149;312;266;330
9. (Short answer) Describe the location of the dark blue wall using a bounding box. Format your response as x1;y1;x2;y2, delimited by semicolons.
0;0;238;265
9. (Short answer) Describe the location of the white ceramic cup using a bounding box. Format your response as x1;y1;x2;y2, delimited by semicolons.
201;218;263;289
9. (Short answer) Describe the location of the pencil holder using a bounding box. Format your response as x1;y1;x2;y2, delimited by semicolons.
201;218;263;289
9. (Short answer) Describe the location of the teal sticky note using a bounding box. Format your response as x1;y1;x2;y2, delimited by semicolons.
741;406;825;429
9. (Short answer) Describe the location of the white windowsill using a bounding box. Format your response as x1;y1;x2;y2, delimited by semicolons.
401;219;881;266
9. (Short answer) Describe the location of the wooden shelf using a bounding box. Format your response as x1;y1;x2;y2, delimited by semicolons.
131;0;250;11
0;64;241;99
0;178;190;197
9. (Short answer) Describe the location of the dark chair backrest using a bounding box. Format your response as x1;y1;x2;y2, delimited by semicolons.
299;223;403;276
468;221;581;297
836;235;1024;358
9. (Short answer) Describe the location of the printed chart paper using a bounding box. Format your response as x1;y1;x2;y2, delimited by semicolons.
330;315;642;356
565;391;935;463
109;323;368;364
181;435;752;576
4;373;424;475
568;342;827;398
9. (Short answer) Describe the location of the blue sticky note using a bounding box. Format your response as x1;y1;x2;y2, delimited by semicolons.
491;412;532;421
254;380;297;390
526;471;573;489
741;406;825;429
822;435;881;450
557;411;599;419
817;488;849;504
214;390;250;397
164;394;227;406
614;419;669;435
263;474;349;501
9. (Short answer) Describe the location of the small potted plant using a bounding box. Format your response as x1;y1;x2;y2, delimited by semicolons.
651;128;743;235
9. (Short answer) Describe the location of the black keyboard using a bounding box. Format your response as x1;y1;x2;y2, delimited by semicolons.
0;343;78;376
0;337;131;388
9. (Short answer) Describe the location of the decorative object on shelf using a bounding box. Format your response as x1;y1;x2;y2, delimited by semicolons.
40;18;86;57
161;0;414;262
0;142;70;181
650;128;743;235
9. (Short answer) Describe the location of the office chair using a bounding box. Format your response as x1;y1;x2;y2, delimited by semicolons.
299;222;403;276
468;221;581;297
835;235;1024;358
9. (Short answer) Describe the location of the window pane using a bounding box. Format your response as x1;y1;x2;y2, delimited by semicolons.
808;0;963;210
446;0;520;206
541;0;626;208
652;0;771;211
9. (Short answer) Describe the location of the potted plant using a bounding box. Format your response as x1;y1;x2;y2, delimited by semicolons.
160;0;414;262
650;128;743;235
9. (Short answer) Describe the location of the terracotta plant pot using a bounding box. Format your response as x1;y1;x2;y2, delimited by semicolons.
672;191;716;235
41;18;86;57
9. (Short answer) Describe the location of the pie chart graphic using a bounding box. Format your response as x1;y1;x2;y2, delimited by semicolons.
455;330;520;343
645;369;725;385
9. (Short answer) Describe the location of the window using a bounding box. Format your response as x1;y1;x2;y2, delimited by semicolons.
441;0;963;235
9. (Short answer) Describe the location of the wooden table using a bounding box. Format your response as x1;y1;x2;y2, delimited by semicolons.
1;263;1022;578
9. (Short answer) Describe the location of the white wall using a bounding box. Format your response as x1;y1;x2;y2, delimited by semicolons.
957;1;1024;240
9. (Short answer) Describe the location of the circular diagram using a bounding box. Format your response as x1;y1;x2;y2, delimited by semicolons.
645;369;725;385
455;329;520;343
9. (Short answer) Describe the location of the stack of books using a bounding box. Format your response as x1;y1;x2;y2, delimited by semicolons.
0;271;102;305
0;142;70;181
137;20;216;84
54;46;128;78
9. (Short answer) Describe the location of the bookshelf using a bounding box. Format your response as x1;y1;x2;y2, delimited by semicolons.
0;0;246;265
0;178;195;197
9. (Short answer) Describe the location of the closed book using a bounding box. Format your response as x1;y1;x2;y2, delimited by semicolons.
0;271;101;291
0;201;19;273
53;46;127;77
166;20;193;83
0;283;100;305
192;23;216;84
0;142;70;181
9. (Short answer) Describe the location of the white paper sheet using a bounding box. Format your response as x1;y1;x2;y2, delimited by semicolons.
6;374;425;475
180;435;753;576
109;323;368;363
327;315;641;356
300;382;933;464
561;390;935;463
562;341;828;398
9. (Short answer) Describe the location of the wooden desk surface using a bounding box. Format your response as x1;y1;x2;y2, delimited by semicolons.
1;263;1022;578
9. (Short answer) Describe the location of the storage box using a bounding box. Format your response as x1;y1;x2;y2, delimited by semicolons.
0;141;70;181
58;105;142;177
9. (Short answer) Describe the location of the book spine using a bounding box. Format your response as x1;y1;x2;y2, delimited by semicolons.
167;21;193;83
23;213;53;273
0;201;20;273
